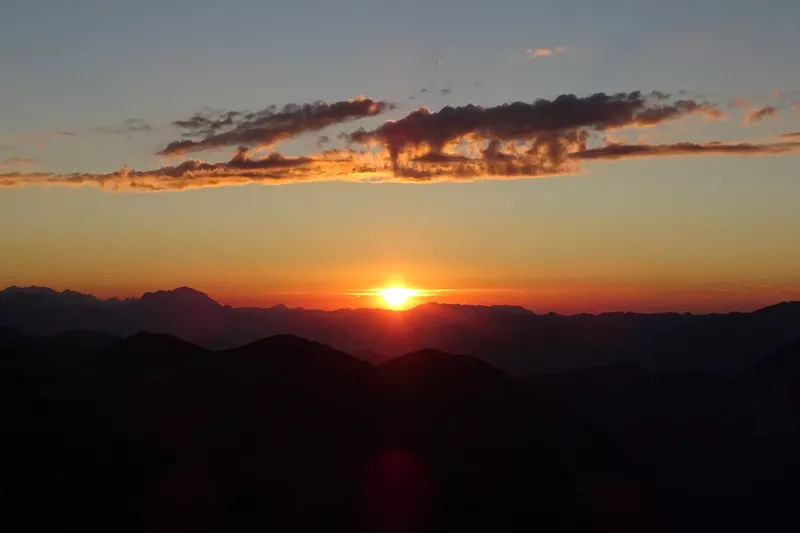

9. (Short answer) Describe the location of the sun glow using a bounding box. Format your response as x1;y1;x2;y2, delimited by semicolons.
380;287;418;308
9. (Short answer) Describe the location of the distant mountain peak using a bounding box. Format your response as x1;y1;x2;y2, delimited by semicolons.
2;285;62;296
139;287;220;308
142;286;210;297
1;286;100;305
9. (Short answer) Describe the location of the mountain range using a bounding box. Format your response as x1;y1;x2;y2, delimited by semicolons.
2;285;799;375
1;328;647;532
2;325;799;532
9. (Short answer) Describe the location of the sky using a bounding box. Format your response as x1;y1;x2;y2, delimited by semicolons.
1;0;799;313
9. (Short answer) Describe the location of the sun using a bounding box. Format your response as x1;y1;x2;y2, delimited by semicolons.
380;287;416;308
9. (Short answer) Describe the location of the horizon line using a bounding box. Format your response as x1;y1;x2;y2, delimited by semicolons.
2;284;798;317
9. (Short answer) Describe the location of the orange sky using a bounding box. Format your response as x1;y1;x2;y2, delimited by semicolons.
2;161;799;314
2;2;800;316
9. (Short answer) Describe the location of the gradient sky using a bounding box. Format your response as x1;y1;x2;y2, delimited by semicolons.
1;0;799;312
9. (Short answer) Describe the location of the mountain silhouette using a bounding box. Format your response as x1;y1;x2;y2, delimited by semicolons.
224;334;373;377
641;303;800;373
3;285;799;376
2;289;800;531
1;331;660;533
5;326;800;531
528;335;800;532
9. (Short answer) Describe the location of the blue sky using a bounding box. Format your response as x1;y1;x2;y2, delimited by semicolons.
3;0;799;172
1;0;799;311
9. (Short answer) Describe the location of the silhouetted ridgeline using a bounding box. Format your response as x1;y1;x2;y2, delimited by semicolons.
2;286;799;375
2;329;653;532
2;322;800;531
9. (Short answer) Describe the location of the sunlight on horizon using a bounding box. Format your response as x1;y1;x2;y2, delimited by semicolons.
343;285;458;310
379;287;419;308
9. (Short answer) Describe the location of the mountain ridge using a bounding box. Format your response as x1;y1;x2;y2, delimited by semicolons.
2;285;799;376
5;284;797;315
3;323;800;532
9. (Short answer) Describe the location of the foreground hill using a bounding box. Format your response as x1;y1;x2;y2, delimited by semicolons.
2;286;799;375
2;332;651;533
5;330;800;531
530;337;800;532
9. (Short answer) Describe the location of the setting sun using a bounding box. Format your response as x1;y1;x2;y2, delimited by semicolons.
380;287;417;308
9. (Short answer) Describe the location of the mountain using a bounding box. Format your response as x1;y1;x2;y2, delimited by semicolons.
372;349;656;533
2;285;799;376
123;287;226;340
641;302;800;374
1;332;653;533
0;287;133;336
5;329;800;531
0;328;121;379
1;286;102;306
528;337;800;532
79;332;207;389
0;326;36;356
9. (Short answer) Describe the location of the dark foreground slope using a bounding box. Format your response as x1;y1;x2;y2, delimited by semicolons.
372;350;660;533
1;331;650;533
531;338;800;533
6;330;800;532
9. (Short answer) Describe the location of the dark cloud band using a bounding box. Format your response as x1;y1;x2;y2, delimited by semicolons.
570;141;800;160
5;91;797;191
342;92;720;171
161;96;394;156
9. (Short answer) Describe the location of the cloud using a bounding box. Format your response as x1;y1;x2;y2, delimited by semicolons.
171;108;244;138
5;133;799;192
526;47;567;59
778;131;800;139
527;48;552;58
634;99;722;124
341;92;720;171
743;106;779;125
7;91;798;192
161;96;394;156
731;98;781;125
96;118;152;135
413;152;472;164
0;157;37;169
226;146;313;169
569;141;800;160
526;47;566;59
0;147;391;191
